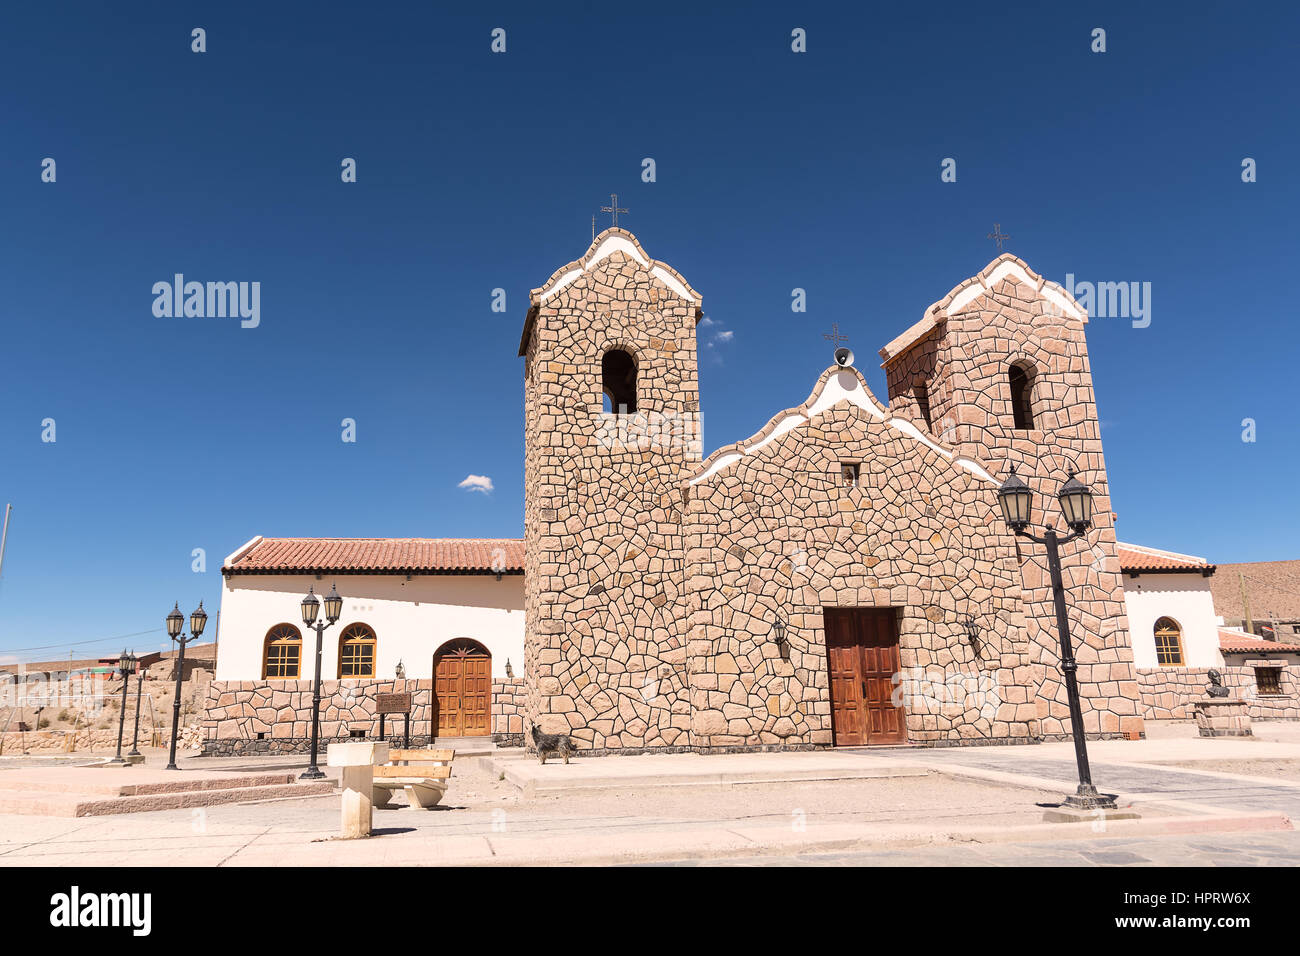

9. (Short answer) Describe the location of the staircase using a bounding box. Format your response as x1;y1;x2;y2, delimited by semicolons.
0;768;335;817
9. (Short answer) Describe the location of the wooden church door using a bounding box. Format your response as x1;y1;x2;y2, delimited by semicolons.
824;608;906;746
433;640;492;737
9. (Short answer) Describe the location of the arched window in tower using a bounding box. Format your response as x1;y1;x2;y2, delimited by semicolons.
1008;361;1036;430
602;349;637;415
1153;617;1184;666
913;382;933;430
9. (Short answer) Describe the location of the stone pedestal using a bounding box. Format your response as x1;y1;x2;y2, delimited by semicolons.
327;741;389;838
1193;698;1252;737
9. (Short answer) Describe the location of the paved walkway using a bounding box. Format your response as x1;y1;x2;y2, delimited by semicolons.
1;725;1295;865
652;830;1300;867
862;737;1300;818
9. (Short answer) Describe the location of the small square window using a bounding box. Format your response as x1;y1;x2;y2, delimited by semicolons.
1255;667;1283;695
840;463;860;487
349;728;367;739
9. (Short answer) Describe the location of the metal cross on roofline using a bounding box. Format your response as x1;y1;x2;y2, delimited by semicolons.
987;222;1011;253
601;193;628;228
823;323;849;345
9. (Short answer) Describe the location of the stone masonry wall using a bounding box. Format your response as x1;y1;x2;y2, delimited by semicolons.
523;233;701;749
685;384;1037;746
200;677;527;754
885;259;1143;739
1138;666;1300;720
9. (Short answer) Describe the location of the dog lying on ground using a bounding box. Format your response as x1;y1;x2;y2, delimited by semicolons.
530;724;577;765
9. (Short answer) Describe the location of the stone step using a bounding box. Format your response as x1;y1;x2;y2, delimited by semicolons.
0;771;300;797
0;779;335;817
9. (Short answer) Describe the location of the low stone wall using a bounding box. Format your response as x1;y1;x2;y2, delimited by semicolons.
1137;666;1300;720
0;728;176;755
201;677;529;755
492;677;525;737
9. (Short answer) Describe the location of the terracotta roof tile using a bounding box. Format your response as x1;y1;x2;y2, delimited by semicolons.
1117;543;1215;574
224;538;524;575
1218;629;1300;654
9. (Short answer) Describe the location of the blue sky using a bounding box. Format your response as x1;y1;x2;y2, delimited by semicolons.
1;1;1296;661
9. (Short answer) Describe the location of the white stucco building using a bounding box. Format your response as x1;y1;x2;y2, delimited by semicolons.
218;537;525;685
1117;542;1222;668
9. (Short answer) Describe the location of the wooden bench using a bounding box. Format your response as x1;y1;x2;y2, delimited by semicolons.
371;748;454;809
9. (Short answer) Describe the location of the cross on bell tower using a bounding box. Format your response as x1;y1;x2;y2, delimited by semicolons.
601;193;628;228
823;323;849;346
987;223;1011;253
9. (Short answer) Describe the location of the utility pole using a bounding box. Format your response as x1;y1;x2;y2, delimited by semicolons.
0;504;11;584
1239;570;1253;634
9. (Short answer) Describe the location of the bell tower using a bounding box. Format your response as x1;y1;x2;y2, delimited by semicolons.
518;229;703;750
880;255;1144;740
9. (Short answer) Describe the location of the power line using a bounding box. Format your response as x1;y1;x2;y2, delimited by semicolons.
0;628;163;657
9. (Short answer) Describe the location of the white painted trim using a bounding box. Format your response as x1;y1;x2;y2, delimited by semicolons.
223;535;263;569
690;369;998;487
943;260;1085;322
1116;540;1210;565
538;234;698;304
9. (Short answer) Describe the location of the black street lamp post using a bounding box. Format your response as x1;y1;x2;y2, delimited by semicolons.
128;654;145;759
300;583;343;780
997;467;1117;812
106;649;136;766
164;601;207;771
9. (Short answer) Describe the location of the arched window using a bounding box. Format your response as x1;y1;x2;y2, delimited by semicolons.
263;624;303;679
338;623;377;678
602;349;637;415
1008;361;1036;430
913;382;932;430
1153;617;1184;666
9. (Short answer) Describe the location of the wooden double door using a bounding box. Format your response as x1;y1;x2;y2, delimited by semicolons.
824;608;906;746
433;640;491;737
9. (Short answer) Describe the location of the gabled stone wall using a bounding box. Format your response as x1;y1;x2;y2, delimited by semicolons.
684;394;1036;746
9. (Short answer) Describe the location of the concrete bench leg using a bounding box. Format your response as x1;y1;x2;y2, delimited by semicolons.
371;786;397;809
403;783;446;809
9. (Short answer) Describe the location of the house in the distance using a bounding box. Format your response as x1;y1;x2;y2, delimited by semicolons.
1209;559;1300;643
1120;542;1300;719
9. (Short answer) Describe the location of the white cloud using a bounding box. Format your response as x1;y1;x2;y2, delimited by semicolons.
699;315;716;327
458;474;494;493
714;330;734;343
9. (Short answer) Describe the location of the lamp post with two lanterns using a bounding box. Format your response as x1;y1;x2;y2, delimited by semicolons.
164;601;207;770
105;649;137;766
996;466;1117;812
299;584;343;780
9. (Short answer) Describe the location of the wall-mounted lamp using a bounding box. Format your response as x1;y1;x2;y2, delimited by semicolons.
773;615;790;659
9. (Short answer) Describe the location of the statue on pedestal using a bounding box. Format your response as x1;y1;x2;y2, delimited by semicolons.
1205;669;1231;698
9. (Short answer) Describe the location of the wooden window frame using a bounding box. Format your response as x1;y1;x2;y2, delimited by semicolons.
1153;617;1184;666
338;623;377;679
263;623;303;680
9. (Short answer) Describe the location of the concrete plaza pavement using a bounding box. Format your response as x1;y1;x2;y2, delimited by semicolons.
0;722;1295;865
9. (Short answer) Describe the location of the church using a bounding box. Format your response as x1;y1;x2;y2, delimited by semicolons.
204;227;1264;755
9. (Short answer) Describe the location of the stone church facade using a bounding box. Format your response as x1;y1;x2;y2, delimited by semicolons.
521;230;1144;751
201;228;1150;755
